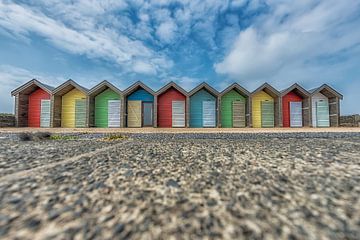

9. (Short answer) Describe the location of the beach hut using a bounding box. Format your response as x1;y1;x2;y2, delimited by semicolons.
219;83;251;128
251;83;281;128
156;82;188;128
310;84;343;127
52;80;88;128
188;83;219;128
281;84;311;127
123;81;155;127
88;81;123;128
11;79;54;127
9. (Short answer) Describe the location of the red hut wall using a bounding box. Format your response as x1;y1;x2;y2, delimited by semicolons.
28;88;51;127
282;91;302;127
157;88;186;127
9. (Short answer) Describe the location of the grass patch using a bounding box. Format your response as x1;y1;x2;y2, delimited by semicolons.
101;134;128;141
50;135;79;140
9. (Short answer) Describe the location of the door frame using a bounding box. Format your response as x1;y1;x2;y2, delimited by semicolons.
142;101;153;127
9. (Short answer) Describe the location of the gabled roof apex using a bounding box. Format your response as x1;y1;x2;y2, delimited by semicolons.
188;82;219;97
11;79;54;96
251;82;280;96
310;84;343;99
88;80;122;96
155;81;188;96
219;82;250;97
281;83;310;97
52;79;88;95
123;81;155;96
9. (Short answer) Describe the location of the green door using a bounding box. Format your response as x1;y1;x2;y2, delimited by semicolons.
261;101;274;128
316;100;330;127
75;99;86;128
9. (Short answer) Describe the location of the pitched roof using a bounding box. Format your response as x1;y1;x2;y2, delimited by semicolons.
219;82;250;97
155;81;188;96
123;81;155;96
251;82;280;98
88;80;122;96
188;82;219;97
309;84;343;99
52;79;88;96
11;79;54;96
281;83;310;98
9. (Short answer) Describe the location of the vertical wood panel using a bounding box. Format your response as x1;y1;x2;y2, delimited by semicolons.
232;101;245;127
128;100;142;127
172;100;185;127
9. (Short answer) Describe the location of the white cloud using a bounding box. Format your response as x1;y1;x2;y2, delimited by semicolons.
132;61;156;75
156;20;178;43
215;0;360;84
0;1;171;75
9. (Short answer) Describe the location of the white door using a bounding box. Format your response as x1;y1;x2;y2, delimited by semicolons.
40;99;51;128
108;100;121;128
290;102;302;127
203;100;216;127
172;101;185;127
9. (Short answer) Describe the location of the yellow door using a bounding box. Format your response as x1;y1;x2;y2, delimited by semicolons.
252;91;273;128
61;89;87;128
127;100;142;127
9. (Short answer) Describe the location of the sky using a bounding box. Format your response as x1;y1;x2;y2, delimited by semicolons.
0;0;359;114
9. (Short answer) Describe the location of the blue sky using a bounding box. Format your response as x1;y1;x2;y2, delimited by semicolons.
0;0;359;114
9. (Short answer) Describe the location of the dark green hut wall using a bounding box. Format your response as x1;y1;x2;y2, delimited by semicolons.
95;88;120;127
221;90;246;128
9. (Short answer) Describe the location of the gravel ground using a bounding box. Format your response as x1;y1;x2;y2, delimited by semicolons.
0;133;359;239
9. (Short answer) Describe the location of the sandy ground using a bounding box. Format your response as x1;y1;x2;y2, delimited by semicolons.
0;127;359;134
0;132;359;239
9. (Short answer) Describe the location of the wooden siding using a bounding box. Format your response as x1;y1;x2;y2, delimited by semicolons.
126;88;154;127
28;88;51;127
312;93;329;127
282;91;303;127
61;89;87;128
127;100;142;127
220;90;246;128
190;89;216;128
157;88;186;127
94;88;121;128
252;91;273;128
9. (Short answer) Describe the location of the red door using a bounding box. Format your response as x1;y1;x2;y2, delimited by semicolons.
282;91;302;127
28;88;51;127
157;88;186;127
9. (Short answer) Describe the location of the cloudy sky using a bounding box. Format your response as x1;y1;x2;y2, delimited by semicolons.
0;0;359;114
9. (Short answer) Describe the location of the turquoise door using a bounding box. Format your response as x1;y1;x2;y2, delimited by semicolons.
316;100;330;127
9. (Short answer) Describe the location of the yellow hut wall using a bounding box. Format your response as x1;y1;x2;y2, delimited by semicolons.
61;89;86;128
252;91;273;128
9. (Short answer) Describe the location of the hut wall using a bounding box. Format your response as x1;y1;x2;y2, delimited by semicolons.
157;88;186;128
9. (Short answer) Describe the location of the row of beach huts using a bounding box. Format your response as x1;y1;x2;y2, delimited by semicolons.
11;79;343;128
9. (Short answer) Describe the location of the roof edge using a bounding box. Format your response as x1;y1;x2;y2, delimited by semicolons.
88;80;122;96
11;79;54;96
188;82;219;97
155;81;188;96
52;79;88;95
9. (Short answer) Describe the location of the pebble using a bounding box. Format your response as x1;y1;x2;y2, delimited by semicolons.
0;132;359;239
